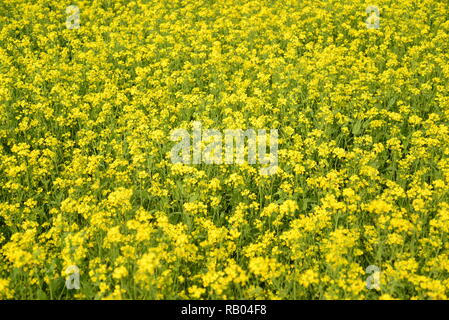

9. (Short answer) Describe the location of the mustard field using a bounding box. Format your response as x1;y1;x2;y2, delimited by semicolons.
0;0;449;299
